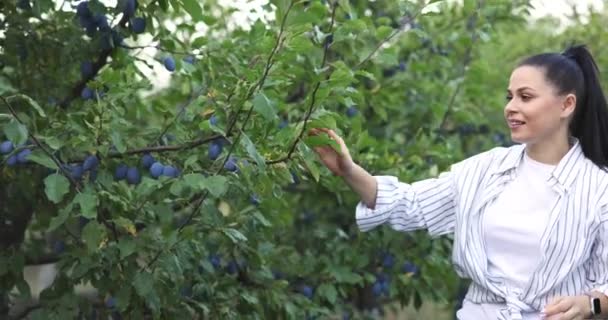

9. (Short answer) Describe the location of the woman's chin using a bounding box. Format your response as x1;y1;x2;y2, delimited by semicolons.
509;134;528;145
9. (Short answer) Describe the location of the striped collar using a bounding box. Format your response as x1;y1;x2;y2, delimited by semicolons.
492;138;585;190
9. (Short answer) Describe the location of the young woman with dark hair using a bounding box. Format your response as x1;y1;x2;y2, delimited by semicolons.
311;44;608;319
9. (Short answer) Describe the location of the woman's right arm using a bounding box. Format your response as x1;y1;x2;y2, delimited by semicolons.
310;128;459;237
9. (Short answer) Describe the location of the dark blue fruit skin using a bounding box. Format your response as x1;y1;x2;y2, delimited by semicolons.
126;167;141;185
53;240;65;254
183;55;196;64
223;157;238;172
6;155;18;166
82;155;99;171
70;164;84;179
300;285;314;299
209;115;218;126
402;261;420;277
149;162;164;178
164;56;176;72
105;296;117;309
81;87;94;100
226;261;239;274
17;0;31;10
141;153;155;169
208;254;221;269
0;141;14;154
123;0;137;17
81;61;94;78
115;164;128;180
346;106;358;118
16;149;31;163
208;142;222;160
130;17;146;33
162;165;179;178
382;253;395;269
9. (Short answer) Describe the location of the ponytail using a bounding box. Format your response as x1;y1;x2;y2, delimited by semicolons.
519;44;608;169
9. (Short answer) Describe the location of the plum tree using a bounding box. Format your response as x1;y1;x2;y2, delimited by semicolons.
0;0;559;319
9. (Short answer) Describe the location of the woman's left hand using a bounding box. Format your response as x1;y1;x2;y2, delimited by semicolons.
542;296;591;320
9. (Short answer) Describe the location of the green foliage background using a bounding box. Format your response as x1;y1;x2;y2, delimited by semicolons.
1;0;607;319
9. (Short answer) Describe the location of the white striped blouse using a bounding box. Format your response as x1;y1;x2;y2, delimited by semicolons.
355;139;608;320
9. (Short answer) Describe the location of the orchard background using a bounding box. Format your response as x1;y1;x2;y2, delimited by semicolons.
1;0;608;319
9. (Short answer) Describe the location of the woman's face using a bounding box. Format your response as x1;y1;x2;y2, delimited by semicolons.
504;65;576;145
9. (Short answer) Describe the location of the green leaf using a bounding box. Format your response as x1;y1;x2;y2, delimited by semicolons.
82;221;105;252
181;0;204;21
253;212;272;227
302;134;340;153
252;92;277;121
201;175;228;198
329;266;363;284
4;120;28;146
221;228;248;243
75;190;98;219
12;94;46;118
376;25;394;40
240;133;266;170
110;130;127;153
44;173;70;204
48;203;73;232
317;283;337;304
298;143;320;182
27;150;58;169
133;272;155;297
116;239;136;259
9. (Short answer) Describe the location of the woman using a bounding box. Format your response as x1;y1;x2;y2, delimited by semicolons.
311;45;608;320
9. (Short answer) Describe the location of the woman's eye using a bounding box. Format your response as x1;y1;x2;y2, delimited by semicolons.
521;95;531;101
505;95;512;101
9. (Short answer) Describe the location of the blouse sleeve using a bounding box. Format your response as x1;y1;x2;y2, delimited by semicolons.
355;169;458;238
587;204;608;295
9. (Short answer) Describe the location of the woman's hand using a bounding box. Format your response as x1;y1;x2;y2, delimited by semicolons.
308;128;354;177
542;296;591;320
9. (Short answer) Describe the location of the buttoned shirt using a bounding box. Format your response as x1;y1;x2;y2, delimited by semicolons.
355;139;608;320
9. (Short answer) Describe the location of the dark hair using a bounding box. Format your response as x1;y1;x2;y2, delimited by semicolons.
517;44;608;169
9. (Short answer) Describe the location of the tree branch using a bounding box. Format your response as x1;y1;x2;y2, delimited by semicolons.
1;96;81;190
266;1;338;164
355;3;428;69
142;0;297;272
58;14;131;109
438;0;484;131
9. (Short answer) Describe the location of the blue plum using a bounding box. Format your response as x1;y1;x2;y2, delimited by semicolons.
163;56;176;72
126;167;141;185
149;162;164;178
0;141;14;154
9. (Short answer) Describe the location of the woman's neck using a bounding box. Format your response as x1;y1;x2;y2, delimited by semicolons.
525;136;572;165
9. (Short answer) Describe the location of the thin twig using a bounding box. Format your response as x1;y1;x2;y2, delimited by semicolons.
266;2;338;164
152;86;207;145
438;0;484;130
355;3;428;69
59;13;131;108
142;0;297;272
1;96;80;189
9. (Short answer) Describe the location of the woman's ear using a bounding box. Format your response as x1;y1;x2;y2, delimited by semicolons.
562;93;577;118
